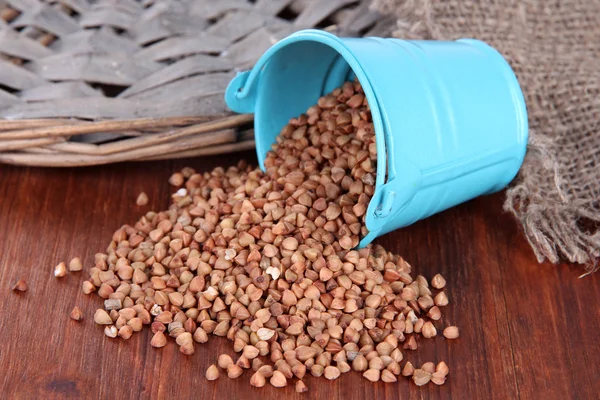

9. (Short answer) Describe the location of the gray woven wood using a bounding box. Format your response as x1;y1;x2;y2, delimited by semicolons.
0;0;393;166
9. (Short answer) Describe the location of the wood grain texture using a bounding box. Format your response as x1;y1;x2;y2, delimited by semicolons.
0;153;599;400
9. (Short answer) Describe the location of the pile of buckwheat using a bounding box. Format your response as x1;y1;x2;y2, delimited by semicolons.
67;80;458;392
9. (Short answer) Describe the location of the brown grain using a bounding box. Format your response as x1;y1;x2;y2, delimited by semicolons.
227;364;243;379
69;257;83;272
443;326;460;339
54;262;67;278
70;306;83;321
11;279;28;292
250;372;266;387
295;380;308;393
206;364;219;381
67;80;454;392
136;192;149;206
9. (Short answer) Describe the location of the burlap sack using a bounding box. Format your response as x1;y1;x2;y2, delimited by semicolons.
372;0;600;271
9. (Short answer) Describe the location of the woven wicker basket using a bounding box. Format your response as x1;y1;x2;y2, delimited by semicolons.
0;0;394;166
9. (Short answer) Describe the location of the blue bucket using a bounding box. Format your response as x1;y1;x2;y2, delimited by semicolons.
225;29;528;247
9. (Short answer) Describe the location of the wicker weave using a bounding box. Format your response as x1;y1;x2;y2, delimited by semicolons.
0;0;393;166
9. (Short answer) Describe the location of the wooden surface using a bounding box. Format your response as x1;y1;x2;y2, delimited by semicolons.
1;152;599;400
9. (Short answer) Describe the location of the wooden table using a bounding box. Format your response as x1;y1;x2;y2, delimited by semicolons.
1;152;598;400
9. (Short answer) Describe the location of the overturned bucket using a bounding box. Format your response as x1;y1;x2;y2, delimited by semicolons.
225;29;528;247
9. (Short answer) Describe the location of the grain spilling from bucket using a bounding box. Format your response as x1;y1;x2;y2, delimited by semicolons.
72;80;457;390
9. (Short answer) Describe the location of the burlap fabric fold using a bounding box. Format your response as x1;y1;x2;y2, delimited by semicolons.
373;0;600;271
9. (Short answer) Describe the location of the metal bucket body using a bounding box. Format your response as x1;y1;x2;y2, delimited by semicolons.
225;29;528;246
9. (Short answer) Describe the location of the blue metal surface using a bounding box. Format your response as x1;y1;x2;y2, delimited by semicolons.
225;30;528;247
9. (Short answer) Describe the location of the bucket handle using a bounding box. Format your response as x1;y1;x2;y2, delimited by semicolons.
225;71;255;114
